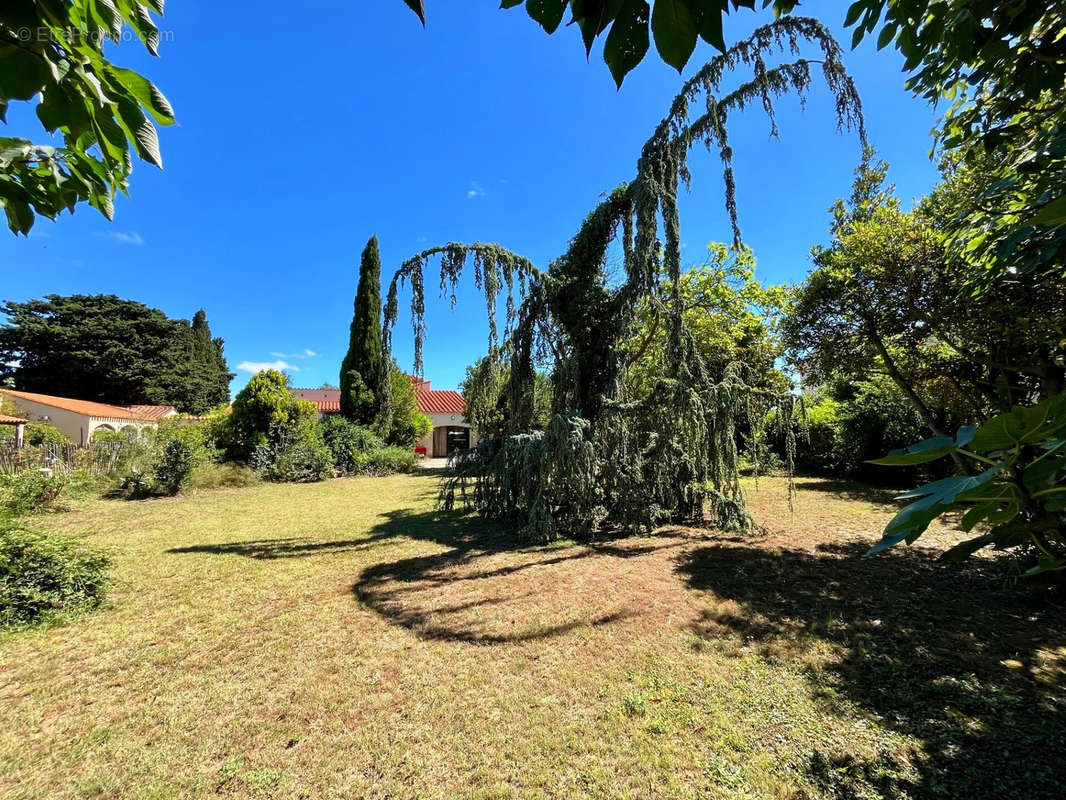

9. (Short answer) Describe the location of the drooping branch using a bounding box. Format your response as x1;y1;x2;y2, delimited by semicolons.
383;243;539;376
386;18;865;389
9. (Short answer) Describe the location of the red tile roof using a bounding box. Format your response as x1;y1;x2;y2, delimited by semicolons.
293;389;341;414
292;384;466;417
292;389;339;404
2;390;145;420
124;405;178;421
0;415;28;425
417;389;465;415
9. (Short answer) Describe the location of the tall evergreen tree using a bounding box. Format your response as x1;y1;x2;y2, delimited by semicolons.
190;310;235;411
340;236;384;423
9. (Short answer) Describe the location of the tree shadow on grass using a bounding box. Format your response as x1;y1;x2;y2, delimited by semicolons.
790;478;903;507
166;537;387;560
677;541;1065;799
350;507;685;644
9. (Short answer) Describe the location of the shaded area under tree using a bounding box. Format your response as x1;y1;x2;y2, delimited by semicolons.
677;540;1065;799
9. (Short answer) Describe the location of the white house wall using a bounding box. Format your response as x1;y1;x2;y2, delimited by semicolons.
4;396;154;445
6;398;92;445
416;412;477;457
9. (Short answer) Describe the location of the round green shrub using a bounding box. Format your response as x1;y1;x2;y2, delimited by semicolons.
24;422;71;446
149;423;210;495
356;446;416;475
250;422;333;483
3;470;68;514
317;415;383;475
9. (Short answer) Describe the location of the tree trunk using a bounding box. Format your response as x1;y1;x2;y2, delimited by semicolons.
864;322;972;474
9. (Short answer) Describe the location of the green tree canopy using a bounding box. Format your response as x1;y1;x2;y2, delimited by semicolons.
626;243;789;397
340;236;385;425
226;369;317;460
0;0;174;234
0;294;232;413
784;153;1066;438
855;0;1066;289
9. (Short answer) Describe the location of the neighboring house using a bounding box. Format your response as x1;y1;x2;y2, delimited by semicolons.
125;405;180;422
293;378;476;458
290;388;340;414
0;390;173;445
0;414;28;447
414;385;475;457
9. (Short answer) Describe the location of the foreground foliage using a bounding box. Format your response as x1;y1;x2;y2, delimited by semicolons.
0;0;174;234
871;393;1066;577
1;470;68;515
0;520;109;628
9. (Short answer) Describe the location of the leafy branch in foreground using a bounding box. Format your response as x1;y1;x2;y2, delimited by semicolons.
403;1;799;86
848;1;1066;288
0;1;174;234
869;393;1066;577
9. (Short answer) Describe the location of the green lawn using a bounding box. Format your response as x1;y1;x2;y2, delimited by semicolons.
1;472;1062;799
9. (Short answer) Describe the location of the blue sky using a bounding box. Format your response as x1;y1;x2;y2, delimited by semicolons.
0;1;940;394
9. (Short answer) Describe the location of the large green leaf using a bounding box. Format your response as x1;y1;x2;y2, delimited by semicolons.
691;1;727;52
869;425;975;466
604;0;650;87
868;467;1001;555
940;532;994;563
402;0;426;24
107;66;175;125
0;47;51;102
570;1;623;57
651;0;698;72
1022;441;1066;491
526;0;568;34
1029;195;1066;226
970;395;1066;452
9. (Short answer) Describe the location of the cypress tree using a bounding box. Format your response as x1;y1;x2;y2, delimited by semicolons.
340;236;384;423
190;309;234;411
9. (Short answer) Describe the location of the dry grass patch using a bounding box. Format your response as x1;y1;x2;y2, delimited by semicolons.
0;474;1062;799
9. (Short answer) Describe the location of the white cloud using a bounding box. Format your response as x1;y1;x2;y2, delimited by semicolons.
269;349;318;360
237;360;299;374
103;230;145;246
467;181;486;199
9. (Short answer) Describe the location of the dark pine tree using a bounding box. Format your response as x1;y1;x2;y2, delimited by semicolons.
0;295;233;414
340;236;384;423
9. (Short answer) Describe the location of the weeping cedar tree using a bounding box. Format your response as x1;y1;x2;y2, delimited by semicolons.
381;18;865;542
340;236;385;426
